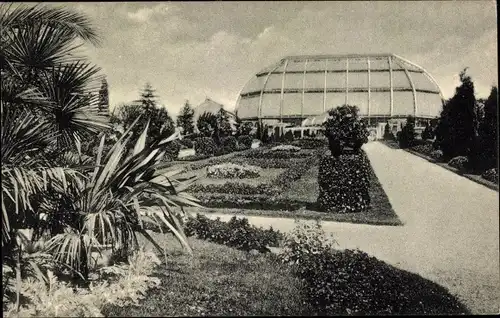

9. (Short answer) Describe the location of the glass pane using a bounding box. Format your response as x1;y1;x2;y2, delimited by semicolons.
411;72;438;91
261;93;281;117
326;72;346;88
284;73;304;90
325;92;346;111
327;59;346;71
416;92;442;118
370;58;390;70
304;73;325;89
241;76;266;94
236;96;260;119
370;92;391;116
348;58;368;71
348;92;369;116
265;74;283;90
392;91;414;116
282;93;303;116
392;71;411;88
303;93;325;115
307;59;326;71
370;72;390;88
348;72;368;88
286;60;306;72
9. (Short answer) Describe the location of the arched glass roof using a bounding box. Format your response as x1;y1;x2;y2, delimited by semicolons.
235;54;444;121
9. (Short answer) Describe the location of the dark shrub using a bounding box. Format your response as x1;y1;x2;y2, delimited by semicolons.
482;168;499;184
244;150;311;160
194;192;304;210
283;130;295;143
184;214;283;252
178;153;211;162
317;151;371;213
429;150;444;162
179;138;194;149
383;122;395;140
162;139;181;160
194;137;217;156
323;105;369;156
448;156;468;170
237;135;253;150
410;144;434;157
398;116;417;149
221;136;237;154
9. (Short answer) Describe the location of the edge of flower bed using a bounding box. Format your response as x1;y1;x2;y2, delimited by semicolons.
404;148;499;192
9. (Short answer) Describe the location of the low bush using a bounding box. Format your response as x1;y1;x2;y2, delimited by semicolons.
283;131;295;143
207;163;261;179
410;144;434;157
245;149;312;159
162;140;181;161
270;145;301;152
317;151;371;213
448;156;468;171
184;214;283;252
194;137;217;156
179;138;194;149
482;168;499;184
429;150;444;162
237;135;253;150
290;138;327;149
221;136;238;154
188;182;278;196
229;157;301;169
280;222;470;315
177;154;211;162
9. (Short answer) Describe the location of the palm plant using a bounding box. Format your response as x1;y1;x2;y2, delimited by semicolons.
1;4;199;310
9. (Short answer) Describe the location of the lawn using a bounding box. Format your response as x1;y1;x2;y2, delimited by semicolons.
102;230;469;316
102;232;312;317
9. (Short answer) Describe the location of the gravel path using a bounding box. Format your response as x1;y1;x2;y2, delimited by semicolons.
196;142;499;314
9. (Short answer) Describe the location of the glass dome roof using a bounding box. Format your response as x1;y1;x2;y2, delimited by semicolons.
235;54;444;121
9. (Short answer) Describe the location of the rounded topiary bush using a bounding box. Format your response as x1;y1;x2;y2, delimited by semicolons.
194;137;217;156
448;156;468;170
317;152;371;213
221;136;237;154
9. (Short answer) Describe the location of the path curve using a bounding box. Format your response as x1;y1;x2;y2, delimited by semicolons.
196;142;499;314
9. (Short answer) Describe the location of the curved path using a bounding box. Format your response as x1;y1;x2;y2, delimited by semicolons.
198;142;499;313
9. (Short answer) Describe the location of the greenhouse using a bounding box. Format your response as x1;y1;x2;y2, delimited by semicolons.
235;54;444;138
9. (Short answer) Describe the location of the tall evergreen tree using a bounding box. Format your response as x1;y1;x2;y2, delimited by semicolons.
478;86;498;170
435;68;477;159
216;108;232;138
176;100;195;135
98;78;109;114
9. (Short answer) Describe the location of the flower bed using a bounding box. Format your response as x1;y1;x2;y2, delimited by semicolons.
290;138;327;149
193;193;305;211
244;149;312;159
188;182;278;196
207;163;261;179
317;151;371;213
270;145;301;152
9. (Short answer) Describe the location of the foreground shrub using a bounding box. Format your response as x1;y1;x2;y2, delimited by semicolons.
429;150;444;162
3;249;161;318
237;135;253;150
271;145;301;152
193;192;305;211
280;222;470;315
410;144;434;157
179;138;194;149
482;168;499;184
207;163;261;179
317;151;370;213
194;137;217;156
184;214;283;252
448;156;468;170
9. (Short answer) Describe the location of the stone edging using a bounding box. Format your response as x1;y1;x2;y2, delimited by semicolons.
404;149;499;192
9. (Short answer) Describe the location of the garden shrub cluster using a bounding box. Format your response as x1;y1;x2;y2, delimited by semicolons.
229;157;302;169
237;135;253;150
448;156;468;170
184;214;283;252
194;137;218;156
429;149;444;162
162;140;181;161
481;168;498;184
188;182;278;196
244;149;312;160
280;222;470;315
274;156;318;190
206;163;261;179
179;138;194;149
317;151;371;213
410;143;434;158
193;193;305;211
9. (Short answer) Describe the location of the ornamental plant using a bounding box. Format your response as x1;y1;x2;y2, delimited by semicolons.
271;145;301;152
206;163;261;179
323;105;369;156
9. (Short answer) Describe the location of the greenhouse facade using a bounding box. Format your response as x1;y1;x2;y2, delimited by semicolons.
235;53;444;138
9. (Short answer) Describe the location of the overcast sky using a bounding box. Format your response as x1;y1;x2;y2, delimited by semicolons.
46;1;497;116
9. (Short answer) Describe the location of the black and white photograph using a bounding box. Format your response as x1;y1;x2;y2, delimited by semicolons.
1;1;498;316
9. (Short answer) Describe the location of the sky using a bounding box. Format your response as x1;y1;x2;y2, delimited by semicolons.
44;1;497;117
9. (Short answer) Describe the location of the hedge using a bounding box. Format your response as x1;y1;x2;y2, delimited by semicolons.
194;137;217;156
237;135;253;150
188;182;278;196
317;151;371;213
184;214;283;252
193;192;306;211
